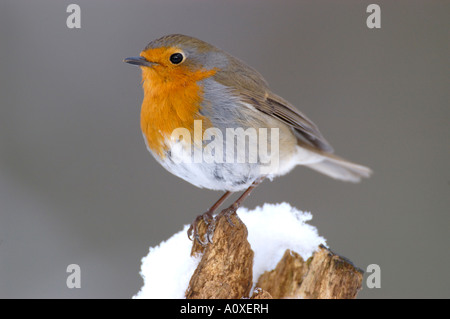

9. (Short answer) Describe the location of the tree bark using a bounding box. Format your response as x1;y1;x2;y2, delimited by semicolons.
186;213;253;299
185;213;363;299
256;246;364;299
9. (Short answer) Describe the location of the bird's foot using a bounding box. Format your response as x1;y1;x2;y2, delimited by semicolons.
188;203;241;246
216;203;240;227
187;210;214;246
204;203;241;244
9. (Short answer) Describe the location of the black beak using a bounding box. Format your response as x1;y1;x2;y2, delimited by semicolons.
123;56;154;67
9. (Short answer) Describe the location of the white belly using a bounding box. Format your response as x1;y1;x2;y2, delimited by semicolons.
144;133;324;192
153;139;260;191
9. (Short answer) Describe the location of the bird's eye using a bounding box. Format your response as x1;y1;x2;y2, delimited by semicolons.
169;53;184;64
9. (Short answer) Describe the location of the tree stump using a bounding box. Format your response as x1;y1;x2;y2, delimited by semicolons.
186;213;254;299
185;213;364;299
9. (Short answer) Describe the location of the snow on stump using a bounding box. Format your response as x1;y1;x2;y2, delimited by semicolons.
134;203;364;299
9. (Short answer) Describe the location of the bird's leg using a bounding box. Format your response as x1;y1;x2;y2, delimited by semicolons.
206;176;266;243
187;191;232;244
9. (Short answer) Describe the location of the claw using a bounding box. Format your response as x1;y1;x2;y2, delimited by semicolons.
187;203;242;246
226;211;236;227
219;203;239;227
206;219;216;244
194;232;209;247
187;211;214;245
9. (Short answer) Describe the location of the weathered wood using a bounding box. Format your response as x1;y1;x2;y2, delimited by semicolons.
185;213;363;299
250;288;273;299
297;245;364;299
256;245;364;299
186;213;254;299
255;249;309;298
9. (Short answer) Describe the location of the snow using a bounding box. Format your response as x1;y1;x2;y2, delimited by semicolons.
133;225;201;299
133;202;327;299
239;202;327;286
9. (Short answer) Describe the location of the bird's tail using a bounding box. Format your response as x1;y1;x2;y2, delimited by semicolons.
307;154;372;183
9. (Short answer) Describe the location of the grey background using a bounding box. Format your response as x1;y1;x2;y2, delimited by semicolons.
0;0;448;298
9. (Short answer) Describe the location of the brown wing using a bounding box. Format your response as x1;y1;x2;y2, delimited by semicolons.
213;55;334;153
262;92;334;153
234;88;334;153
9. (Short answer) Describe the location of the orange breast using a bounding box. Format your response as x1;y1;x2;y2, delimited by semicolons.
140;65;216;157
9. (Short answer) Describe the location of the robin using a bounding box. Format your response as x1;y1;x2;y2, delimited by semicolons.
124;34;371;244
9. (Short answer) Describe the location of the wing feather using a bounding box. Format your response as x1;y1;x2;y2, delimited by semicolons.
213;56;334;153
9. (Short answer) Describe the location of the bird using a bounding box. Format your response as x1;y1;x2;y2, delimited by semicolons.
124;34;371;244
